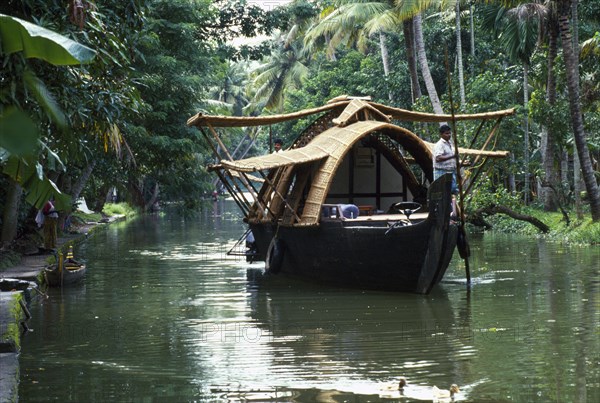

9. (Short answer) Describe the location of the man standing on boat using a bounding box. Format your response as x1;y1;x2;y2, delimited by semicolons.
433;124;459;195
273;138;283;153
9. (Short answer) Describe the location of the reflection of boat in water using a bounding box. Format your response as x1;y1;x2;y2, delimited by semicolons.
190;96;512;293
243;269;470;399
246;268;458;362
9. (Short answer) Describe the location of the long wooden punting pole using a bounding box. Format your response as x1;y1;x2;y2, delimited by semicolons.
445;49;471;286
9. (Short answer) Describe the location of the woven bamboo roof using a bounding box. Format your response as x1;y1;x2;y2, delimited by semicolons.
214;120;430;174
195;97;514;225
187;101;347;128
226;170;264;182
213;124;507;177
331;99;390;127
219;147;328;172
187;96;515;128
372;102;516;123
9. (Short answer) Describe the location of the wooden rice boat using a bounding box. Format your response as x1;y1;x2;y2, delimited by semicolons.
44;261;86;287
44;247;86;287
188;96;514;293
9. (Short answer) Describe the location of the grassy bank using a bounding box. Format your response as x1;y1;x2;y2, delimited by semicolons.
470;207;600;246
70;202;138;224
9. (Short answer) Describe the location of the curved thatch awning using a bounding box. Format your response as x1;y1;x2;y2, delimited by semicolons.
216;120;432;175
372;102;516;123
219;147;329;172
187;101;348;128
187;97;515;128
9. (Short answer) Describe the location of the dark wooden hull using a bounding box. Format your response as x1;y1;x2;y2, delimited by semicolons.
249;175;458;294
44;264;86;287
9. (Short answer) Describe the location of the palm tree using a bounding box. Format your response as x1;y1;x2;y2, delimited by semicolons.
248;1;314;112
303;1;398;101
304;0;445;112
249;38;308;112
207;61;250;116
555;0;600;221
481;3;547;204
540;6;560;211
412;12;445;114
454;1;467;107
402;18;423;102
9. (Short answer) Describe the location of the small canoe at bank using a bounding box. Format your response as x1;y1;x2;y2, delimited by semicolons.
44;261;86;287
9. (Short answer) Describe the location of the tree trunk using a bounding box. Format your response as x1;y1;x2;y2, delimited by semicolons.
574;150;583;219
509;153;517;194
379;31;393;102
403;18;421;104
413;14;444;115
469;204;550;233
324;33;337;62
558;2;600;221
455;2;466;108
571;0;583;220
71;160;97;205
1;179;23;247
470;2;475;60
127;176;146;210
541;19;559;211
144;182;160;212
523;62;530;205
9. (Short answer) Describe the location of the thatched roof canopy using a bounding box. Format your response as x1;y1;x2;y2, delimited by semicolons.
187;101;347;128
219;147;328;173
192;97;514;224
187;97;515;128
372;102;515;123
214;120;432;174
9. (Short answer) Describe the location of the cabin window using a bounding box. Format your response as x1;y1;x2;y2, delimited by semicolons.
354;146;375;167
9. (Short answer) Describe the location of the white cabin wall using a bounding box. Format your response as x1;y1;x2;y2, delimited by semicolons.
324;145;411;211
380;157;413;211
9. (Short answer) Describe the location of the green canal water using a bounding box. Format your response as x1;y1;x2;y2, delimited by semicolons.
19;201;599;402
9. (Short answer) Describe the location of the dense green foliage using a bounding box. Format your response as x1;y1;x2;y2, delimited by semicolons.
1;0;599;247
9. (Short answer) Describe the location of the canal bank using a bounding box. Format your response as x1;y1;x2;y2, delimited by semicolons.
0;214;125;402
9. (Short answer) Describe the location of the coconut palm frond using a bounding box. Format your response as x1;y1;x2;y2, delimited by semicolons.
581;32;600;59
364;9;401;36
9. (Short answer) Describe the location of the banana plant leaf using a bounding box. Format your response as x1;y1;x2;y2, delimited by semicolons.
2;155;71;210
0;107;39;157
0;13;96;65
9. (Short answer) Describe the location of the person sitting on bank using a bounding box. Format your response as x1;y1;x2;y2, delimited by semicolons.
433;124;459;195
273;138;283;153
